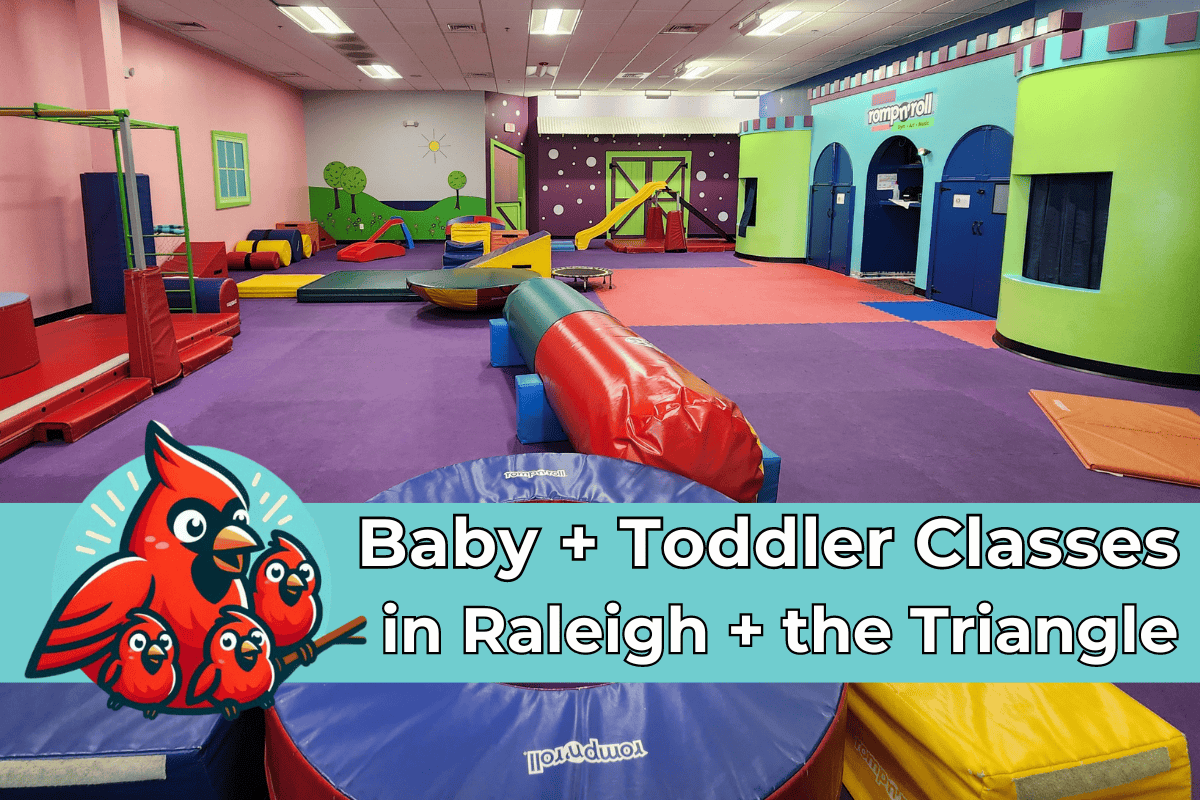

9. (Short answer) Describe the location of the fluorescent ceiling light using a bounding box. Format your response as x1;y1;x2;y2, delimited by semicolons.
679;63;710;80
530;8;580;35
358;64;402;79
645;90;672;99
748;11;802;36
733;90;760;99
554;90;581;98
278;6;353;34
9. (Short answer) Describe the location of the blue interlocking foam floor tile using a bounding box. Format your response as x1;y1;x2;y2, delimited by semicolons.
863;300;993;321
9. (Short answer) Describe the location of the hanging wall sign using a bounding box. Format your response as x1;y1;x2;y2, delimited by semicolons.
867;89;937;133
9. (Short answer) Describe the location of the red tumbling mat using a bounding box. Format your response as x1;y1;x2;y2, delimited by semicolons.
227;251;283;271
607;238;665;253
125;267;182;388
1030;390;1200;488
0;292;39;377
265;684;846;800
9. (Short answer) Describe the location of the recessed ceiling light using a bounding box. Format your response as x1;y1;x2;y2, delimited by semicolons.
554;90;582;99
677;63;710;80
278;6;353;34
530;8;580;36
358;64;402;79
748;11;804;36
645;90;672;99
732;90;760;99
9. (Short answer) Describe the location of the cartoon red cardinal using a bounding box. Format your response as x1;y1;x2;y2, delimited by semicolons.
187;607;276;719
98;609;180;718
26;422;262;710
251;531;323;663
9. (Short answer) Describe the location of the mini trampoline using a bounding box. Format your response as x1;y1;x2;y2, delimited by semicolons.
265;683;847;800
406;268;541;311
368;452;734;502
0;683;262;799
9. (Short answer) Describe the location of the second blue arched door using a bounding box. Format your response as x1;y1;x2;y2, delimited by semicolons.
927;125;1013;316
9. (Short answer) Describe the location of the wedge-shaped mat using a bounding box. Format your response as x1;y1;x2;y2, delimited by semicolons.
864;300;992;321
465;230;552;277
296;270;422;303
236;274;322;298
1030;390;1200;487
844;684;1190;800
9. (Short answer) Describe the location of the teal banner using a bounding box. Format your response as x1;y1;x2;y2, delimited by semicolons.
5;501;1194;684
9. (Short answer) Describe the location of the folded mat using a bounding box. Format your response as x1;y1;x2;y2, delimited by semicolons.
1030;390;1200;488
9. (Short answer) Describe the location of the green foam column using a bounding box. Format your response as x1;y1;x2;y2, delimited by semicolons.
736;130;812;260
997;50;1200;379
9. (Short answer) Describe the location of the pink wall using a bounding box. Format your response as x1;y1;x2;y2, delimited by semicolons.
0;0;93;316
0;4;307;317
120;16;308;257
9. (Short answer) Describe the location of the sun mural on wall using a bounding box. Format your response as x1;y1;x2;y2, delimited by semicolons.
422;129;450;162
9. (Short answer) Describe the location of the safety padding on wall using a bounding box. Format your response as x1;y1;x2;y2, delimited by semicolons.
124;267;182;388
449;222;493;253
234;239;292;267
464;231;552;277
844;684;1191;800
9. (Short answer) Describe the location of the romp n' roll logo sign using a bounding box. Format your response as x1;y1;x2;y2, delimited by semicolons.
25;422;365;719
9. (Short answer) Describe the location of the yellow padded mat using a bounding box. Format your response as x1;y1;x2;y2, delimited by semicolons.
844;683;1190;800
236;274;322;298
1030;390;1200;488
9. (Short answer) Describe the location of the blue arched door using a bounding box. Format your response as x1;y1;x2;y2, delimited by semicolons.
928;125;1014;316
808;143;854;273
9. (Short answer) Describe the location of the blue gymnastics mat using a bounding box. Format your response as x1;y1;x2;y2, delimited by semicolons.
863;300;994;321
0;683;264;799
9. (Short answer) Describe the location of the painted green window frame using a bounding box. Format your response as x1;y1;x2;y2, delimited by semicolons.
211;130;251;209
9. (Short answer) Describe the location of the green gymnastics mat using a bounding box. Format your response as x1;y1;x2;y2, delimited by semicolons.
296;270;423;302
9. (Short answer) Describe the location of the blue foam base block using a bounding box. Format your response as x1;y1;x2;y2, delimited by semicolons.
551;239;577;251
758;444;780;503
863;300;993;321
515;374;568;444
489;319;525;367
0;683;265;800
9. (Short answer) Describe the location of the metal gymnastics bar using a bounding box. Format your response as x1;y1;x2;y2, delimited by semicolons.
0;103;197;312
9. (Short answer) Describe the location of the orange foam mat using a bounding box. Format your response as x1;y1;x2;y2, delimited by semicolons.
917;320;998;349
1030;390;1200;488
599;262;922;326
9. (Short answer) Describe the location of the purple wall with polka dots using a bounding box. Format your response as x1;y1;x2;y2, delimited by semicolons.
533;132;739;238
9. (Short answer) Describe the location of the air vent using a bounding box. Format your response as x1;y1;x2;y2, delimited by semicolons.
271;71;306;78
662;23;707;34
446;23;481;33
158;20;210;31
619;72;650;79
464;72;494;78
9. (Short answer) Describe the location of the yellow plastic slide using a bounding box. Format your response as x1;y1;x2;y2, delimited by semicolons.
574;181;667;250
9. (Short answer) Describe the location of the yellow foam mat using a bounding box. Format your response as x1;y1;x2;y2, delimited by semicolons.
465;231;552;277
236;274;323;298
844;684;1190;800
450;223;493;253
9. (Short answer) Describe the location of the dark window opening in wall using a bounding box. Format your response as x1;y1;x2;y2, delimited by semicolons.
1022;172;1112;290
739;177;758;238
